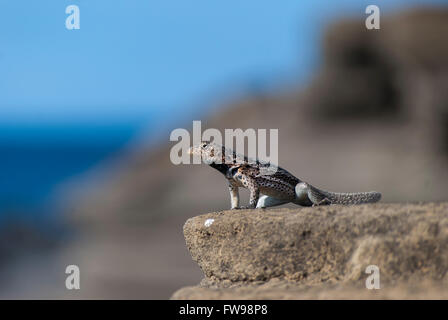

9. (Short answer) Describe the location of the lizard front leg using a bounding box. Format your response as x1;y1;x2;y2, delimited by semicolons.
239;175;260;209
228;183;240;209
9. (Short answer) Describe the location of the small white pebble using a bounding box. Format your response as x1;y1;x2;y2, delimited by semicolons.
204;218;215;227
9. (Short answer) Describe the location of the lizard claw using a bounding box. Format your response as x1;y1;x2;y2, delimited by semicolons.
238;205;256;210
312;198;332;207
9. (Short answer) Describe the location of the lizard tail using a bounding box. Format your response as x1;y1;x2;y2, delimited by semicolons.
297;182;381;205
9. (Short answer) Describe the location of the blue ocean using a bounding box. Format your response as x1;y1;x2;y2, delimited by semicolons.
0;124;143;219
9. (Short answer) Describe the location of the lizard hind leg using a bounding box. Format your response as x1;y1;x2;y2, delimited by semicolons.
256;195;290;208
294;182;329;206
305;183;333;206
296;181;381;206
312;197;331;207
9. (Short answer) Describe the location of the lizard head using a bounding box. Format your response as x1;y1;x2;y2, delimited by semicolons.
188;141;222;164
188;141;237;165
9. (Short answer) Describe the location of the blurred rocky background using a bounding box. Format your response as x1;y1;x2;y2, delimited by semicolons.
1;4;448;298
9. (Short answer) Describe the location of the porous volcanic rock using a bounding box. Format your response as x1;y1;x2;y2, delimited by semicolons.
172;203;448;299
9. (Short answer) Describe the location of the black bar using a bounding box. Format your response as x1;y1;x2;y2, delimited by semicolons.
0;300;446;319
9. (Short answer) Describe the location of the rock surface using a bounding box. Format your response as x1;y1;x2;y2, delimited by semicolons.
172;203;448;299
172;281;448;300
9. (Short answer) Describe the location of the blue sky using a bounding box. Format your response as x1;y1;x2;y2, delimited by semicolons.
0;1;311;125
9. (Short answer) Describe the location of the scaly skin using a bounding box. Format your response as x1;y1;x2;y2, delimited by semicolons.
188;141;381;209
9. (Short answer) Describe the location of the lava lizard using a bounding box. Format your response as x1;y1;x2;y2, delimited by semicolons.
188;141;381;209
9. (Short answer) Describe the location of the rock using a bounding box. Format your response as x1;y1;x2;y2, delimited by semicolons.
172;203;448;299
172;281;448;300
